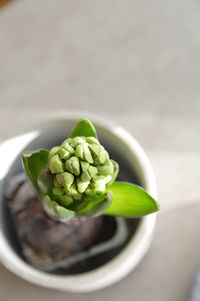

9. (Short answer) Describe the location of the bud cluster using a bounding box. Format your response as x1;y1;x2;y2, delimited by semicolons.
48;137;114;207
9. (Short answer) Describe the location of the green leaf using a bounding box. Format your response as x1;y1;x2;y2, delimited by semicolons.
21;149;50;194
105;182;159;217
107;159;119;186
42;196;75;222
69;119;97;138
77;192;112;217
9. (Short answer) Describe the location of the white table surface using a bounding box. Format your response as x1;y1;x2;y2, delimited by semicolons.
0;0;200;300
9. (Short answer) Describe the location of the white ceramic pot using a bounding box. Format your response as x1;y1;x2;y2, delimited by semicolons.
0;112;157;292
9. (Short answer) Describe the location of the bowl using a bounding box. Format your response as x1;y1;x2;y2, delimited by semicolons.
0;112;157;292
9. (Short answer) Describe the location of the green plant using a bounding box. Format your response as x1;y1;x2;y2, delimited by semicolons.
22;119;159;222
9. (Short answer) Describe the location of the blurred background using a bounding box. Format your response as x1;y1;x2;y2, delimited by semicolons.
0;0;200;300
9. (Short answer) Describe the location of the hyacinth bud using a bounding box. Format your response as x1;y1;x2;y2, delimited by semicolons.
48;136;115;206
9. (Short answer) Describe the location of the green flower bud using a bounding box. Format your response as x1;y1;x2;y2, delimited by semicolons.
58;148;70;160
58;194;73;206
61;140;75;154
80;161;89;172
92;175;107;192
89;144;99;157
56;172;74;189
48;136;115;206
81;170;91;182
85;137;100;144
82;143;94;163
49;154;64;174
49;146;60;159
53;177;61;188
76;178;90;193
88;166;98;178
95;146;107;164
65;156;80;176
65;183;82;200
52;187;64;196
97;160;114;175
75;144;84;159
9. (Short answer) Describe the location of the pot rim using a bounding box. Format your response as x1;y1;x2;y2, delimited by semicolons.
0;111;157;292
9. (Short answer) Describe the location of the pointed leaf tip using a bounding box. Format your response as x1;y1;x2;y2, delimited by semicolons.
69;119;97;138
105;181;159;217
